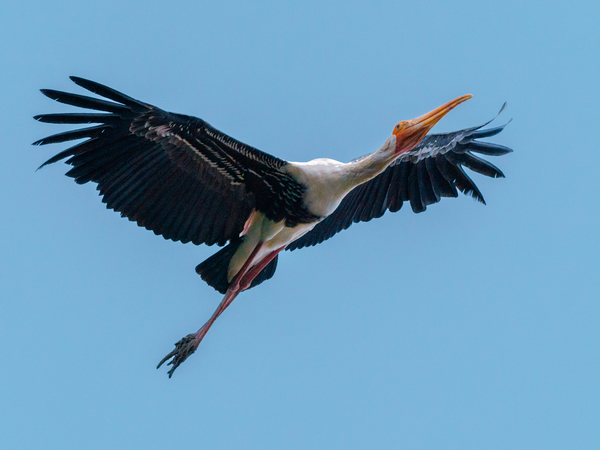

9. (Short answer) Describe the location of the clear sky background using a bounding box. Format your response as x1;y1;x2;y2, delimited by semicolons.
2;1;599;449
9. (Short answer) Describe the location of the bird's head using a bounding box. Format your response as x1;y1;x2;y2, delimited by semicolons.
392;94;472;155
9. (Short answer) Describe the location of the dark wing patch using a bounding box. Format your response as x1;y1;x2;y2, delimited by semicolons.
287;107;512;251
34;77;311;246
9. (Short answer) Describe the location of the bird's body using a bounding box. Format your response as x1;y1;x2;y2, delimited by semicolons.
226;141;398;283
34;77;512;376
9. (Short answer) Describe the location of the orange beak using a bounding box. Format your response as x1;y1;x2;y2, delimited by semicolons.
393;94;472;154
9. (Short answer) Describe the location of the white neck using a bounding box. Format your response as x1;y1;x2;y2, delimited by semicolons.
344;135;397;190
284;135;398;218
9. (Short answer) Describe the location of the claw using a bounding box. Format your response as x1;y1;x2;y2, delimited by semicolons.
157;333;199;377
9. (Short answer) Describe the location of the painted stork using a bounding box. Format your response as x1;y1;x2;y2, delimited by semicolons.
34;77;512;377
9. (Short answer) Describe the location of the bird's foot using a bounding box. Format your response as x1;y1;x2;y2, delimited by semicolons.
157;333;200;378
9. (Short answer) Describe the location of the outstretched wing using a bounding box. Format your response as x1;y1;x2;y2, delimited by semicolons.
287;107;512;251
34;77;310;247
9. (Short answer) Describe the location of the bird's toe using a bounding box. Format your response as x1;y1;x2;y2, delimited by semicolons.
157;333;199;377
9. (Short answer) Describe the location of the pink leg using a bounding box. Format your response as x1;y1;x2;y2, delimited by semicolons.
157;244;284;377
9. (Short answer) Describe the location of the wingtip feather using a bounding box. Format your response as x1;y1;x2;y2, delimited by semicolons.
40;89;59;100
68;76;147;110
497;102;507;116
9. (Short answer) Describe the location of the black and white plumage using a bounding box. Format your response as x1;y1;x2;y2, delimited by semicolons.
34;77;512;376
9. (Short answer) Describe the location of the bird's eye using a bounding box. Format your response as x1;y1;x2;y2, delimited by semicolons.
395;122;407;132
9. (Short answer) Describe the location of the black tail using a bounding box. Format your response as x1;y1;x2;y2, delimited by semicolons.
196;238;279;294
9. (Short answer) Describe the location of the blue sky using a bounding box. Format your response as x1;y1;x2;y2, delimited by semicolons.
2;1;599;448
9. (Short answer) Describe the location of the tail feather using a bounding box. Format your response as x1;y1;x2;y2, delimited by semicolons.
196;239;243;294
196;237;279;294
249;256;278;289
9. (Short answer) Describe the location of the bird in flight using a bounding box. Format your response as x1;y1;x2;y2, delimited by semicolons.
34;77;512;377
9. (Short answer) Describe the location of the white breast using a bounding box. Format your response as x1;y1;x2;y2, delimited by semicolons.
285;158;354;217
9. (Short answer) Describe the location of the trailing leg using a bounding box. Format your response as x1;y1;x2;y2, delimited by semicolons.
157;285;244;377
157;244;284;377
